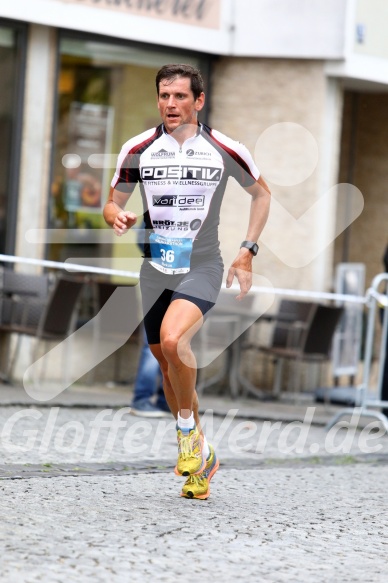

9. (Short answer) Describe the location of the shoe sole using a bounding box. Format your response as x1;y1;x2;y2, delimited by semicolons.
181;459;220;500
130;409;170;418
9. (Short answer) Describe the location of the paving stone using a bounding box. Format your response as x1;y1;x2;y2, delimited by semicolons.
1;467;388;582
0;391;387;582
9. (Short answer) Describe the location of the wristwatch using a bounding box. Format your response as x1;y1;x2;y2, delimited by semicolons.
240;241;259;256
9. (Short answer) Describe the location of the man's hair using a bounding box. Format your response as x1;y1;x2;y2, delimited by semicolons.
156;64;204;100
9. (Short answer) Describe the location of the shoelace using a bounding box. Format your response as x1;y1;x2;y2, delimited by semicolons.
178;431;198;460
186;474;205;487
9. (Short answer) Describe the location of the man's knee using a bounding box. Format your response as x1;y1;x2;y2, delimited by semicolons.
160;332;180;362
162;334;196;372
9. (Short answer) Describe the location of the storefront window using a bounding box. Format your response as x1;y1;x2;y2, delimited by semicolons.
50;35;209;264
0;23;25;254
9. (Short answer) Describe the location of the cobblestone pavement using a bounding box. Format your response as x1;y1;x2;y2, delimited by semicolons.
1;403;388;582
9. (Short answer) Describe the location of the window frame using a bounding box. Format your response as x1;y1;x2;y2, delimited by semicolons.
0;18;28;255
46;28;215;259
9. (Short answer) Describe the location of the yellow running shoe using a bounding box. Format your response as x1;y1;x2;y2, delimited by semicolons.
174;427;206;477
181;444;220;499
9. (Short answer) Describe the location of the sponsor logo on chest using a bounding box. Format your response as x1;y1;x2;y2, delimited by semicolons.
153;194;205;207
151;148;175;159
186;149;211;159
152;219;202;231
141;166;221;181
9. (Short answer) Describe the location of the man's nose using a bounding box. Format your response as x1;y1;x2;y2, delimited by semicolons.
167;95;176;107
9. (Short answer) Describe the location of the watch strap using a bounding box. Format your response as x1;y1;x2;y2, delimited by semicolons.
240;241;259;256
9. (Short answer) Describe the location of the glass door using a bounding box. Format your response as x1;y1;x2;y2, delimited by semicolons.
49;34;210;267
0;22;26;254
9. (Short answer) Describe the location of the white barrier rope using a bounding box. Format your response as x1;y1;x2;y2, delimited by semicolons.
0;252;375;305
0;254;139;280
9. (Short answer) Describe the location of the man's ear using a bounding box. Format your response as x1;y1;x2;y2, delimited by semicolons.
195;92;205;112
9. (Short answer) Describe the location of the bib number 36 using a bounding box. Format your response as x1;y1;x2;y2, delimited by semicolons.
149;233;193;274
160;249;175;263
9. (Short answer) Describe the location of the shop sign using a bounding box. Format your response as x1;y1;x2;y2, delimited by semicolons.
60;0;221;30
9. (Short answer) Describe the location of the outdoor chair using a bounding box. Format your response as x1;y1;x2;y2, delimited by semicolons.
264;300;316;350
0;267;52;381
252;302;344;397
241;299;315;394
0;271;85;383
0;267;51;329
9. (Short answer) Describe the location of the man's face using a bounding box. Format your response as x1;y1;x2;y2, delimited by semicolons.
157;76;205;134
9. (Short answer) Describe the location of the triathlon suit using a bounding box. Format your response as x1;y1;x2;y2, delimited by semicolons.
111;123;260;344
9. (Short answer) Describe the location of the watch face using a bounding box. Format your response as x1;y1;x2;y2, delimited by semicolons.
241;241;258;255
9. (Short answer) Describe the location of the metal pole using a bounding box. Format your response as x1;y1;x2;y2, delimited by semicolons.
326;273;388;431
376;291;388;400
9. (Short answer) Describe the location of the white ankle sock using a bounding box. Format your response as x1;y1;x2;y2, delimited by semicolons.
202;436;210;460
177;414;210;458
177;412;195;431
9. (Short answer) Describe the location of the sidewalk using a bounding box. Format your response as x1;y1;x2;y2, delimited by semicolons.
2;464;387;582
1;380;388;582
0;379;360;426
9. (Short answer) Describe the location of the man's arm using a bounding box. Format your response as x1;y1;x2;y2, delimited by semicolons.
226;174;271;299
103;186;138;237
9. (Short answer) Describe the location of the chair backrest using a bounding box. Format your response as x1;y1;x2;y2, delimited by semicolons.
95;281;122;310
40;277;85;337
271;300;315;348
0;268;51;328
302;304;344;357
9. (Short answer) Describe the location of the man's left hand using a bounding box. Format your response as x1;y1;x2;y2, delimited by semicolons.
226;248;253;300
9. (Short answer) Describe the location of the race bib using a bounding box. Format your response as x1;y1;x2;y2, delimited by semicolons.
149;233;193;274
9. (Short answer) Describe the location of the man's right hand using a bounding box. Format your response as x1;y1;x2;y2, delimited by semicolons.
113;211;137;236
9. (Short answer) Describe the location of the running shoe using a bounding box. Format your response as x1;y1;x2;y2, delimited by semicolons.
174;426;206;476
181;444;219;499
130;399;170;418
155;398;171;414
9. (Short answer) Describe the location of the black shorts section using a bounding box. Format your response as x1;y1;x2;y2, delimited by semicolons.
171;292;215;316
140;258;224;345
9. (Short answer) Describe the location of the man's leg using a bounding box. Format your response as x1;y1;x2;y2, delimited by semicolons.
149;341;201;428
149;343;179;419
140;261;221;496
131;327;169;416
155;298;212;477
150;335;219;499
159;299;203;421
149;296;203;426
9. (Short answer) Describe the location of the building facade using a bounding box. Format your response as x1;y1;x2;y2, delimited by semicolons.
1;0;387;295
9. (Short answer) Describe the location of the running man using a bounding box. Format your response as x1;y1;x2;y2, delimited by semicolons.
103;64;271;499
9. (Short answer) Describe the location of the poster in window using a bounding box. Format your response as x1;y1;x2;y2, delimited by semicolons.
64;102;114;213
